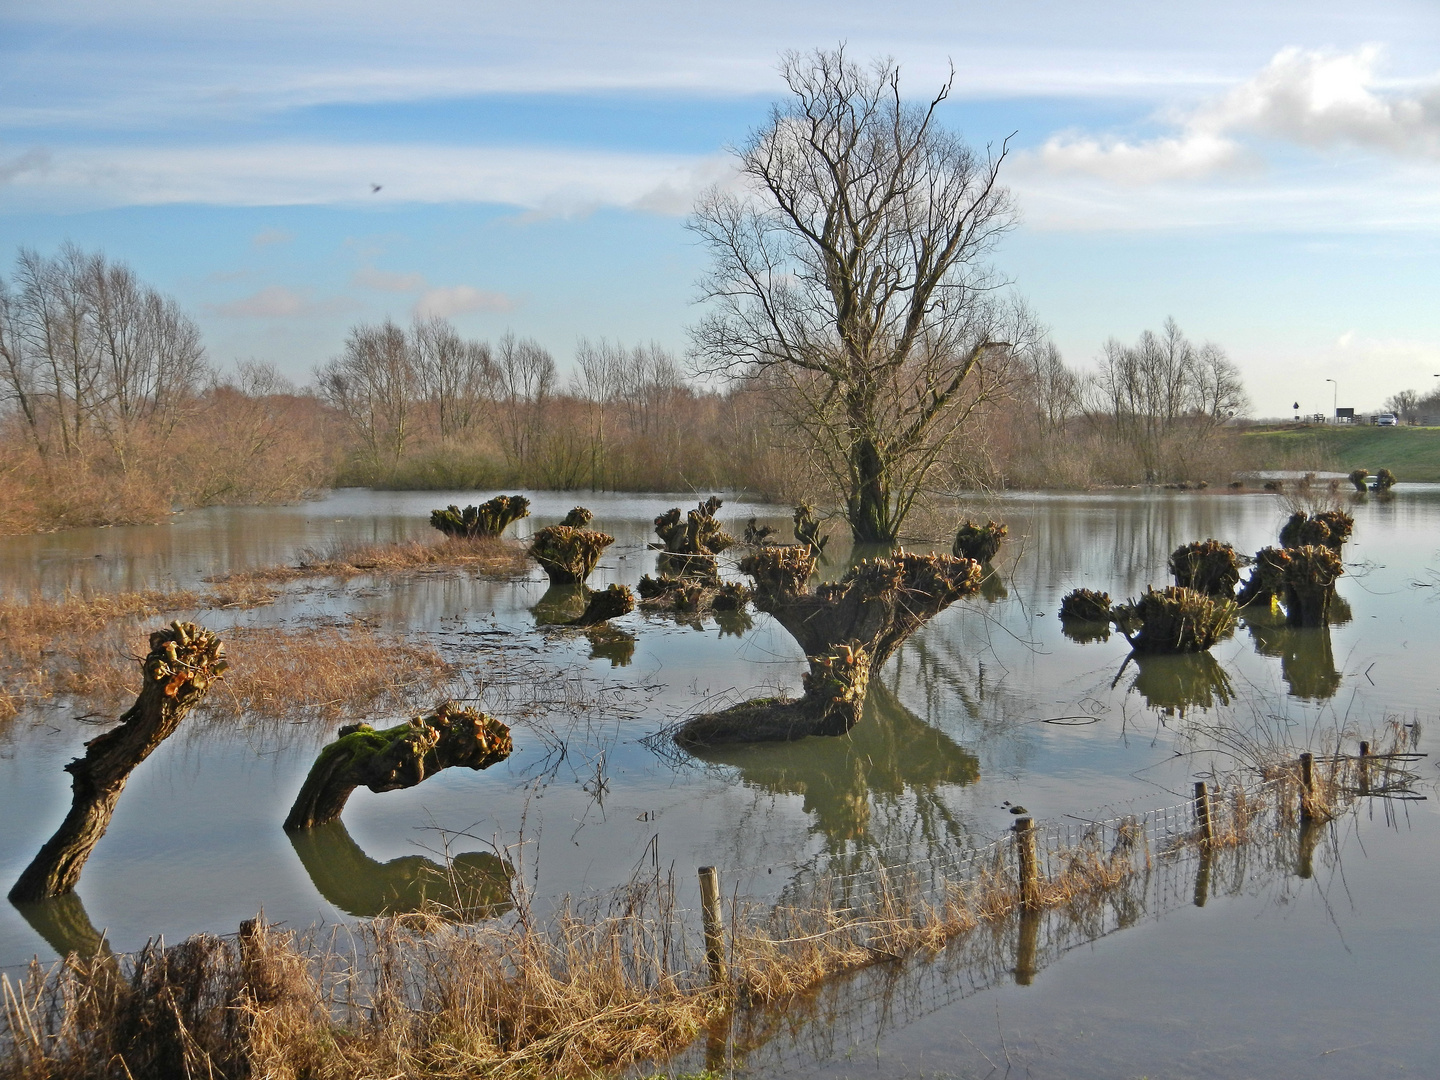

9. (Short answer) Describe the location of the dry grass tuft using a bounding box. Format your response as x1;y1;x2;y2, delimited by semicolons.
212;536;531;586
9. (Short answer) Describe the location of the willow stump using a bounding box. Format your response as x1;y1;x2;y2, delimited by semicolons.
430;495;531;538
675;547;983;745
953;520;1007;565
284;702;513;831
528;510;615;585
9;622;227;903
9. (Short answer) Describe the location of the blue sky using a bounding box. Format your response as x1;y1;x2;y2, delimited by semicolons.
2;0;1439;416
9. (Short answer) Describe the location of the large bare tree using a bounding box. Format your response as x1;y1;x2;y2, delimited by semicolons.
688;47;1022;543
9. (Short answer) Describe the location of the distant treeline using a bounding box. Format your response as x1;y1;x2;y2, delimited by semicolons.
1;245;1262;535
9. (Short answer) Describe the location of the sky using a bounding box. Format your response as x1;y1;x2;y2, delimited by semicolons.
2;0;1439;416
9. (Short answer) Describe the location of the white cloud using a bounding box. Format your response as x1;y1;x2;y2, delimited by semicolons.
1031;46;1440;185
413;286;515;318
353;266;426;292
0;146;51;184
206;285;354;318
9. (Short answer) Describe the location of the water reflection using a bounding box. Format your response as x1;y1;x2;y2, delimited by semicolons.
11;893;112;960
1117;652;1236;715
690;682;979;850
287;821;513;918
586;627;636;667
977;567;1008;603
1246;618;1341;701
532;584;589;625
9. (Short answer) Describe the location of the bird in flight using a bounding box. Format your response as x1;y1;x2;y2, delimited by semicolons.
370;183;383;193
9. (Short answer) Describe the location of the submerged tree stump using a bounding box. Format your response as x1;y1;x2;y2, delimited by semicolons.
430;495;531;539
1168;539;1241;598
1279;510;1353;552
1373;468;1397;493
1348;468;1370;493
1059;588;1112;623
652;496;734;581
1278;544;1344;627
675;548;983;745
1113;587;1236;654
793;503;830;554
283;703;512;831
570;584;636;626
10;622;227;903
953;520;1007;565
1236;545;1289;607
528;507;615;585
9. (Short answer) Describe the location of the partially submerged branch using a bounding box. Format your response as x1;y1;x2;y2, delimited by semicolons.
283;702;513;831
10;622;227;902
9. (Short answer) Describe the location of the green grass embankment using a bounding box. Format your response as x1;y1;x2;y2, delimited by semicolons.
1242;425;1440;483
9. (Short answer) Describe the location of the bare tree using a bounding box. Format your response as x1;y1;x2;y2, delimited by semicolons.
495;331;556;479
317;319;418;468
688;47;1021;543
411;315;494;441
1089;318;1247;481
1385;389;1419;423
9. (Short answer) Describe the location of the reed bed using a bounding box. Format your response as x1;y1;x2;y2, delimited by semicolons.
4;724;1419;1080
211;536;531;586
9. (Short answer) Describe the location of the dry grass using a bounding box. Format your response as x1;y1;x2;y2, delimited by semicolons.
211;535;531;586
0;583;454;725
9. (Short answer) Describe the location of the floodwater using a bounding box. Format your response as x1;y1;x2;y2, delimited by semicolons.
3;487;1439;1078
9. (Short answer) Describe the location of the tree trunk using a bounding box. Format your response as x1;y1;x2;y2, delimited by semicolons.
284;703;513;831
9;622;227;903
847;437;893;544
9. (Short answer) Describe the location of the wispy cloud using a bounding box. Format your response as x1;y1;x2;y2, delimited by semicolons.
205;285;355;318
413;285;516;318
0;142;732;215
352;265;426;292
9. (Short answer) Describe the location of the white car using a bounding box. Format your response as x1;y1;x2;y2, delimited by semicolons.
1374;413;1399;426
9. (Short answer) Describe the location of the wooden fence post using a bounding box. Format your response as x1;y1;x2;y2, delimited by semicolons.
1299;752;1315;823
1194;781;1214;846
1014;817;1040;910
698;865;726;985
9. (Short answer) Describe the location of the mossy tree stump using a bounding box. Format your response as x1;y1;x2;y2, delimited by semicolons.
652;496;734;581
953;520;1007;565
283;703;513;831
1278;545;1344;627
1059;588;1112;623
528;507;615;586
10;622;226;903
1113;587;1237;654
430;495;531;539
1279;510;1353;552
1348;468;1370;493
793;503;830;554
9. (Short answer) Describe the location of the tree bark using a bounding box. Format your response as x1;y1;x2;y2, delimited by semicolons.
9;621;226;903
284;703;513;831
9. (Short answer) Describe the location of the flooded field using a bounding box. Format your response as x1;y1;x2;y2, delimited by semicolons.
3;486;1439;1077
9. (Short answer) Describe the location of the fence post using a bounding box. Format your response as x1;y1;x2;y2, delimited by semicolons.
1299;752;1315;823
1194;780;1214;846
698;865;726;985
1358;740;1370;797
1014;817;1040;910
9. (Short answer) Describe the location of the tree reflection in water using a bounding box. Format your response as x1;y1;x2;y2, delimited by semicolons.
288;821;513;919
688;681;979;853
1116;651;1237;716
1246;615;1341;701
585;626;636;667
531;583;589;625
11;891;113;961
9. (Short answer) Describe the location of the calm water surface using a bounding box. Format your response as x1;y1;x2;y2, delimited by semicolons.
2;487;1438;1077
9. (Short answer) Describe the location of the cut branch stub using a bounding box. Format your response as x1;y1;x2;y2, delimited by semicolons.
570;584;636;627
738;544;817;600
653;496;734;557
10;622;226;903
952;520;1007;564
283;703;512;831
528;523;615;585
1168;539;1241;598
1279;510;1353;553
430;495;531;538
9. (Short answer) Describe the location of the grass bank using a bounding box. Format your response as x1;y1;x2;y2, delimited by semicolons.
1242;424;1440;482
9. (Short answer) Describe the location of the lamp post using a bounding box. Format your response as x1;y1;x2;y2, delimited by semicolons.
1325;378;1337;422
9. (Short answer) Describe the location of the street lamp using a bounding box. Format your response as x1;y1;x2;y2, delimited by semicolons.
1325;378;1337;422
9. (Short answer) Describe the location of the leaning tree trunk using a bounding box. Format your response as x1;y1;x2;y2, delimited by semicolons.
9;622;226;903
284;702;512;831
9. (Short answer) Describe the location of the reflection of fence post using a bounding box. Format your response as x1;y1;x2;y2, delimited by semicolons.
1299;752;1314;823
1194;781;1214;846
1014;907;1041;985
1014;817;1040;910
698;865;726;985
1358;740;1370;796
1193;846;1211;908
